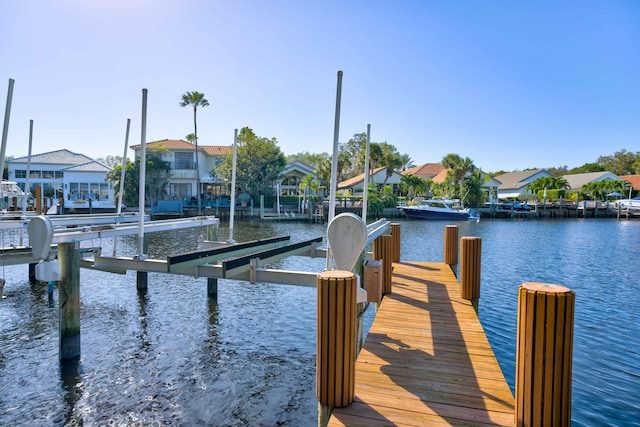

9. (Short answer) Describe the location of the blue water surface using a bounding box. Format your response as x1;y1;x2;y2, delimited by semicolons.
0;217;638;425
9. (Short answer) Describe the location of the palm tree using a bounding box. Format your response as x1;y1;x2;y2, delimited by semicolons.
180;91;210;214
399;153;415;171
442;153;476;198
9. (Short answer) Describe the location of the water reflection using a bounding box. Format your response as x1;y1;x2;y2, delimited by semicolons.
60;360;82;425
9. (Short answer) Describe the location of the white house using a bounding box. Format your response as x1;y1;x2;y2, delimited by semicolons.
338;167;403;194
7;149;114;212
493;169;553;199
278;160;317;196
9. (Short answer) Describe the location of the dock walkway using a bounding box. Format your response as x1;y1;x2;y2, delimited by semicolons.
329;261;515;426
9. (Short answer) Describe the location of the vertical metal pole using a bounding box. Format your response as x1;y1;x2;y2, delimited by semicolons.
1;78;15;208
326;70;343;269
113;119;131;256
137;89;147;258
362;124;371;221
117;119;130;215
20;120;33;246
228;129;238;243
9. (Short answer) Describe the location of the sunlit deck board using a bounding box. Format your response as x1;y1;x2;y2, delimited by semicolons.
329;261;514;427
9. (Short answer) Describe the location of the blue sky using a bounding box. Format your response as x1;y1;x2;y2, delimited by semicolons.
1;0;639;172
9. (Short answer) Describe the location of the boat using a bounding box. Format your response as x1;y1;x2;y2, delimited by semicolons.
399;199;480;221
615;197;640;216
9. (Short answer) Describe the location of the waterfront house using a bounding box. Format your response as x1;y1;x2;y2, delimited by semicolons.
7;149;114;212
494;169;553;199
130;139;232;201
561;171;622;191
337;167;403;195
403;163;443;179
430;168;501;203
620;175;640;197
278;160;317;196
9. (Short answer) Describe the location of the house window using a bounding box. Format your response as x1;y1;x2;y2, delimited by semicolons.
15;170;26;179
29;170;41;179
174;152;194;170
169;183;191;199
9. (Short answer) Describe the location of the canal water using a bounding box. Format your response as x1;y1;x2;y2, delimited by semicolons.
0;218;638;426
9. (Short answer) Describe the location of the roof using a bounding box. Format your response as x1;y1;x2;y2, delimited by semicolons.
403;163;443;179
431;168;451;183
130;139;232;156
62;161;112;172
282;160;316;176
561;171;621;191
8;149;94;165
620;174;640;190
337;167;405;189
494;169;549;190
202;145;233;156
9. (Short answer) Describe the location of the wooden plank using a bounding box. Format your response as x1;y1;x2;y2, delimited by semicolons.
329;261;515;426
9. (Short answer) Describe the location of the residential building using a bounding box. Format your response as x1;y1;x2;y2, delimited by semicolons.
620;175;640;197
278;161;317;196
403;163;443;180
130;139;232;201
7;149;114;211
494;169;553;199
561;171;622;191
338;167;403;194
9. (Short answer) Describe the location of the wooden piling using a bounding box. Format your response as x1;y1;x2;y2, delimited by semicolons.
58;242;81;361
136;271;148;291
207;223;219;241
444;225;459;266
316;270;356;411
28;262;37;284
516;282;574;427
373;234;393;294
207;278;218;298
460;237;481;304
390;223;401;263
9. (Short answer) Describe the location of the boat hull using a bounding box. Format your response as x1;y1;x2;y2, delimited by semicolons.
401;207;477;220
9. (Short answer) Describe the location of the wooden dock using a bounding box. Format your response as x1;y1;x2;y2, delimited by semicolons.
329;261;515;426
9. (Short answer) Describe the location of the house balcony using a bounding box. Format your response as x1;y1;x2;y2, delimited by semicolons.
170;169;197;179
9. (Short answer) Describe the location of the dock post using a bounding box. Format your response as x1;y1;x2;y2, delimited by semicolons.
58;242;81;362
207;223;219;241
373;235;393;294
316;270;357;424
516;282;574;427
460;237;481;309
28;262;37;284
444;225;459;268
207;278;218;298
390;223;401;262
136;271;148;291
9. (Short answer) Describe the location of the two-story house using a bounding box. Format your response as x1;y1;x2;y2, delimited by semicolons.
130;139;233;201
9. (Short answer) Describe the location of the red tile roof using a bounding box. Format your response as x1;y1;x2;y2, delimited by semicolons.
403;163;443;179
131;139;232;156
621;175;640;190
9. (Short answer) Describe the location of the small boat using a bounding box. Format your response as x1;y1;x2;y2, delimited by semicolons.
615;197;640;216
399;199;480;221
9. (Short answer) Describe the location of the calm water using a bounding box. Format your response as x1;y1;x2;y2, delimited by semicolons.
0;217;638;425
